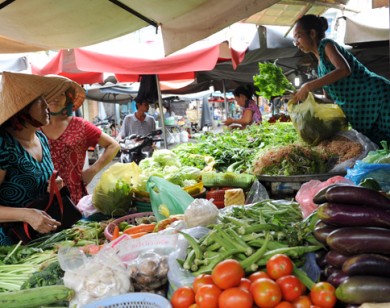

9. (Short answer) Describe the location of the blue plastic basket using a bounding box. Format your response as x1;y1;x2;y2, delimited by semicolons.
82;292;172;308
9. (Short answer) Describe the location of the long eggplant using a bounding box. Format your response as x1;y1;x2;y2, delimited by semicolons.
312;182;354;205
317;202;390;228
342;254;390;277
313;222;338;244
325;185;390;208
327;270;349;287
327;227;390;255
325;250;350;268
336;275;390;304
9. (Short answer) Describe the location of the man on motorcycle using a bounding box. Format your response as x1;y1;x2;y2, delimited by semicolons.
118;97;156;140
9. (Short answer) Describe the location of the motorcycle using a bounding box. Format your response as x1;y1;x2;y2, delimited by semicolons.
119;130;163;164
87;144;100;165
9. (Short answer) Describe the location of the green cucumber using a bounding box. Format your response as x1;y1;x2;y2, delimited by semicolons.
0;285;74;308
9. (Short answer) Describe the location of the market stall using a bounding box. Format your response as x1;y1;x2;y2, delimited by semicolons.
1;110;389;307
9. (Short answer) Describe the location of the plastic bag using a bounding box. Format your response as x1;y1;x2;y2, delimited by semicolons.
59;247;132;308
245;180;270;204
295;176;354;218
327;129;378;174
77;194;98;217
288;92;348;145
346;160;390;192
167;227;210;298
93;162;141;217
147;176;194;221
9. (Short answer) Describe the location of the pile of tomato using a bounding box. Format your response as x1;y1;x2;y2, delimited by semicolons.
170;254;337;308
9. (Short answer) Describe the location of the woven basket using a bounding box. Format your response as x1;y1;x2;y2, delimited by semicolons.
82;292;172;308
104;212;154;241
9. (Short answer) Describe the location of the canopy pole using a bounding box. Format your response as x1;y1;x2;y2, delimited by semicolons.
223;80;228;120
155;75;168;149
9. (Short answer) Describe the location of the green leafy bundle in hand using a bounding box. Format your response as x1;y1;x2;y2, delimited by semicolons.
253;62;295;100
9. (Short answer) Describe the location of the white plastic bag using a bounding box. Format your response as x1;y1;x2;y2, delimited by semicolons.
59;247;132;308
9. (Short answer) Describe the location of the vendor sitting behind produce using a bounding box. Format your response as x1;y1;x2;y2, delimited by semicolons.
223;84;262;129
0;72;64;245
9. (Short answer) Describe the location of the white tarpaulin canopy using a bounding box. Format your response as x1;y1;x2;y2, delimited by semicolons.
344;7;389;45
0;0;280;55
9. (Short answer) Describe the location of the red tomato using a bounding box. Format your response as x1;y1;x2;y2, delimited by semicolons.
266;254;294;280
193;274;215;293
171;286;195;308
276;275;304;302
275;301;294;308
211;259;245;289
310;282;336;308
292;295;312;308
250;277;282;308
195;284;221;308
218;287;253;308
248;270;271;282
238;278;252;291
188;305;198;308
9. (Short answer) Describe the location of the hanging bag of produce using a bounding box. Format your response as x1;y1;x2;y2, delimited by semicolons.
288;93;348;145
93;162;141;217
146;176;194;221
8;171;82;244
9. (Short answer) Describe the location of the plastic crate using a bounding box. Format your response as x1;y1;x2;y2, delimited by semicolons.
104;212;154;241
202;172;255;189
82;292;172;308
206;188;229;209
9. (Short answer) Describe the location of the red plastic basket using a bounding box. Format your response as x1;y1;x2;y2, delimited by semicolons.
104;212;154;241
206;188;230;209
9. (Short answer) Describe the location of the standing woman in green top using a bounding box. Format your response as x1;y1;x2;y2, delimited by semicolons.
292;14;390;146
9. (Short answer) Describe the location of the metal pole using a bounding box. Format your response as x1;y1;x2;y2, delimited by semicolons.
155;75;168;149
223;79;229;119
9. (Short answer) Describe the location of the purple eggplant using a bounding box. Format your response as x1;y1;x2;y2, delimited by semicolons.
317;202;390;228
325;185;390;208
342;253;390;277
312;182;354;205
313;222;338;244
327;227;390;255
325;250;350;268
327;270;349;287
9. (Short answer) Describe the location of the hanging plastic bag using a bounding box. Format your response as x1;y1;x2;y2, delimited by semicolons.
147;176;194;221
346;160;390;192
288;93;348;145
93;162;141;217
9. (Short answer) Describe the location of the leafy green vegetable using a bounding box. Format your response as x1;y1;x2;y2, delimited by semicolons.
21;261;64;289
253;62;295;100
172;122;299;173
362;141;390;163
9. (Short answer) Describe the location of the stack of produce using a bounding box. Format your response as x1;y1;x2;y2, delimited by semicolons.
178;200;321;275
313;184;390;305
171;255;338;308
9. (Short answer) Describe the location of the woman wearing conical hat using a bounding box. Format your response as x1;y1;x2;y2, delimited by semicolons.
0;72;64;245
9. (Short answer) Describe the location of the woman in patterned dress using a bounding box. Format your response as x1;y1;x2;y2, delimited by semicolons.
41;77;120;204
223;84;262;129
292;14;390;146
0;72;64;245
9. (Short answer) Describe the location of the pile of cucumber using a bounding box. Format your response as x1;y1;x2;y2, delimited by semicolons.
313;183;390;305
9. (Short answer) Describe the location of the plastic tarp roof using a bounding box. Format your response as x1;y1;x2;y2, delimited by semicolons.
0;0;279;56
31;41;246;84
242;0;349;26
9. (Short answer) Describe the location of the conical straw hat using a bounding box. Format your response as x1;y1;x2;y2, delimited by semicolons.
44;74;85;111
0;72;85;125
